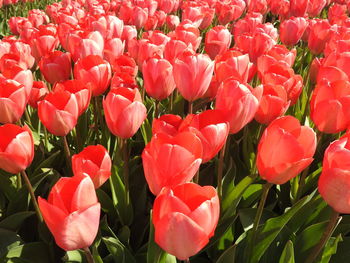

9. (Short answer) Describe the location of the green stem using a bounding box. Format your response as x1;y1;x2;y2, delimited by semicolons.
21;170;43;223
154;100;159;118
16;173;22;189
122;139;130;205
217;142;226;199
43;126;49;151
83;247;95;263
188;101;193;114
62;136;72;172
305;210;340;263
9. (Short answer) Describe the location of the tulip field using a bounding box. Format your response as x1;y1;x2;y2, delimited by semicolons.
2;0;350;262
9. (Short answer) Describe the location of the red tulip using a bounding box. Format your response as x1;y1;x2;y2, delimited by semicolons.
289;0;308;17
152;114;183;136
39;51;72;85
279;17;308;47
103;38;125;66
28;9;49;28
38;174;101;251
0;124;34;174
308;19;333;55
205;26;232;60
28;81;49;109
310;78;350;134
142;132;203;195
152;183;219;260
179;110;229;163
216;0;246;25
318;134;350;213
68;31;104;62
103;87;147;139
164;39;191;65
142;57;176;101
0;79;27;124
72;145;111;189
173;52;214;102
257;116;316;184
216;78;262;134
38;89;79;136
74;55;112;97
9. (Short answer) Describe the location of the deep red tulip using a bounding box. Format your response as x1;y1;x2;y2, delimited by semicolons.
72;145;111;189
142;132;203;195
103;87;147;139
0;79;27;124
142;57;176;101
53;80;92;116
257;116;316;184
319;134;350;213
179;110;229;163
38;89;79;136
152;183;219;260
216;78;262;134
0;124;34;174
39;51;72;85
38;174;101;251
74;55;112;97
173;52;214;102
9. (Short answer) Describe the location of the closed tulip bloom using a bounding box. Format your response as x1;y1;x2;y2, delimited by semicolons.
68;31;104;62
0;79;27;124
152;114;183;136
257;116;316;184
153;183;219;260
289;0;308;17
179;110;229;163
72;145;111;189
255;84;290;125
142;132;203;195
318;134;350;213
173;52;214;102
308;19;333;55
216;0;246;25
164;39;192;65
142;57;176;101
74;55;112;97
103;38;125;66
0;124;34;174
38;174;101;251
39;51;72;85
53;80;92;116
279;17;308;47
216;78;262;134
310;78;350;134
103;87;147;139
38;89;79;136
205;26;232;60
28;81;49;108
1;64;33;99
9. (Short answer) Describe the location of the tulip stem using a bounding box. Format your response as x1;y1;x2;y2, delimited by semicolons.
43;126;49;151
193;170;199;184
217;142;226;199
154;100;159;118
184;259;190;263
305;209;340;263
16;173;22;189
122;138;130;205
62;136;71;172
83;247;95;263
188;101;193;114
21;170;43;223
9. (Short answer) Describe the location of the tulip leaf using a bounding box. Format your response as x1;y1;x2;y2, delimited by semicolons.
63;250;84;263
102;237;136;263
248;194;313;263
320;234;342;263
96;188;118;221
0;211;35;232
4;242;50;263
0;172;17;200
279;241;295;263
32;151;61;176
328;236;350;262
0;229;22;259
140;117;152;145
216;245;236;263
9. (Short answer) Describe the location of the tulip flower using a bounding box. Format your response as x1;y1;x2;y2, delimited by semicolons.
179;110;229;163
173;52;214;102
308;19;333;55
28;81;49;109
279;17;308;47
72;145;111;189
257;116;316;184
103;87;147;139
0;79;27;124
142;132;203;195
53;80;92;116
38;89;79;136
310;78;350;134
38;174;101;251
318;134;350;213
152;114;183;136
142;57;176;101
74;55;112;97
152;183;219;260
0;123;34;174
39;51;72;85
216;78;262;134
204;26;232;60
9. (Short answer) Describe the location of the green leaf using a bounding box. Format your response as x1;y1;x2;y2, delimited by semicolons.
96;188;118;221
239;208;276;232
320;234;342;263
330;237;350;262
32;151;61;176
249;194;313;263
279;241;295;263
0;172;17;200
62;250;84;263
216;245;236;263
240;184;263;208
4;242;50;263
102;237;136;263
0;212;35;232
0;229;22;259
